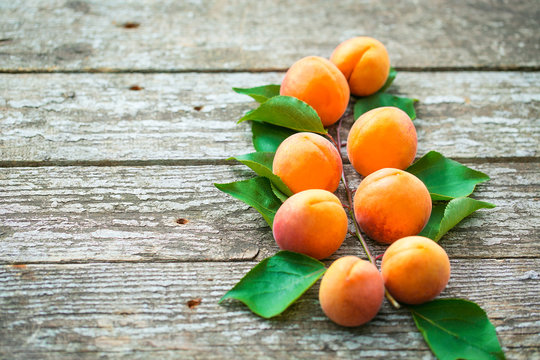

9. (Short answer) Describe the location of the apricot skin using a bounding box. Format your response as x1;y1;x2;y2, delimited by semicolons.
319;256;384;327
273;132;342;194
381;236;451;305
280;56;350;127
273;189;347;260
347;106;417;177
353;168;432;244
330;37;390;96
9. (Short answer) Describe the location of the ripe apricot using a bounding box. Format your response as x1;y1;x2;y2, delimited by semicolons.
273;189;347;260
381;236;451;304
319;256;384;326
353;168;432;244
330;36;390;96
280;56;350;127
273;132;342;194
347;106;417;177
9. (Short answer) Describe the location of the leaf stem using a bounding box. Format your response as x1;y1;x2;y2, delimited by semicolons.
328;120;401;310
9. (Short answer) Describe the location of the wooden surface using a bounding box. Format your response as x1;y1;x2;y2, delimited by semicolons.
1;0;539;359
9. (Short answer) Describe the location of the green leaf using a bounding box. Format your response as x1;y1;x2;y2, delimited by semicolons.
214;176;282;228
238;95;327;134
419;197;496;242
379;67;397;93
271;182;289;202
233;84;281;103
229;152;293;197
220;251;326;318
407;151;491;201
251;121;297;153
354;92;418;120
410;299;505;360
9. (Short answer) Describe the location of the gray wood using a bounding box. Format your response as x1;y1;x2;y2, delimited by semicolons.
0;162;537;263
0;71;538;163
1;1;539;357
1;0;539;71
1;259;539;359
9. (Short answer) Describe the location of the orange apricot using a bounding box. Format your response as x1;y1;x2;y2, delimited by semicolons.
273;132;342;194
280;56;350;127
353;168;432;244
381;236;451;304
330;36;390;96
347;106;417;177
319;256;384;326
272;189;347;260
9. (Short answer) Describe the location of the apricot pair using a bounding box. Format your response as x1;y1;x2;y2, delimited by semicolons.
272;132;345;260
280;37;390;128
319;236;450;327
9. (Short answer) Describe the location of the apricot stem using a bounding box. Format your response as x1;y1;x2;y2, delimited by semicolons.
385;289;401;309
347;207;374;263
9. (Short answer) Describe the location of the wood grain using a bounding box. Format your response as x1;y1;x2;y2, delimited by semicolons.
0;162;537;263
0;71;538;163
1;259;538;359
1;0;539;71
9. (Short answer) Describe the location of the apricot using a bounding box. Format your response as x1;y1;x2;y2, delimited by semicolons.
330;37;390;96
353;168;432;244
273;132;342;194
319;256;384;326
280;56;350;127
347;106;417;177
273;189;347;260
381;236;451;304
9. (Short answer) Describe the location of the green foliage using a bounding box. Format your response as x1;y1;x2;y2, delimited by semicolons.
218;80;502;360
214;176;281;228
379;67;397;93
270;182;289;202
410;299;505;360
408;151;491;201
238;95;327;134
233;84;281;103
220;251;326;318
251;121;296;153
354;92;418;120
229;152;293;197
420;197;496;242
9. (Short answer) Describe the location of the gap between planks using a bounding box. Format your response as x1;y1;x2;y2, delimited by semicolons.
0;156;538;168
1;66;540;74
1;255;539;266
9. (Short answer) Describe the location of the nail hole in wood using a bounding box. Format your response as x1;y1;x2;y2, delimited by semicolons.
187;298;202;309
122;22;140;29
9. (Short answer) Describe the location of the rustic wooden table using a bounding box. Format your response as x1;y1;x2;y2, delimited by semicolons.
1;1;539;359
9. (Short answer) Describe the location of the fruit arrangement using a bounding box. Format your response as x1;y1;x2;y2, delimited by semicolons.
216;37;504;359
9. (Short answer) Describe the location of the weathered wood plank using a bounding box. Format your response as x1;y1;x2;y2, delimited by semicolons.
0;162;537;263
1;0;539;71
0;72;538;163
1;260;538;359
